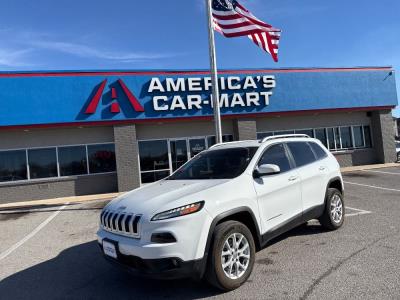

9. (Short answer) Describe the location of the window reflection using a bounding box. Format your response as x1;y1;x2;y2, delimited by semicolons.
58;146;88;176
28;148;58;179
88;144;116;174
0;150;27;182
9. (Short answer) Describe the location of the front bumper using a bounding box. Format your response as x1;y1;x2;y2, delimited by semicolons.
97;209;212;279
98;242;205;280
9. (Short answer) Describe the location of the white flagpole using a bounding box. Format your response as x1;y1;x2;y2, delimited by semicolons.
206;0;223;144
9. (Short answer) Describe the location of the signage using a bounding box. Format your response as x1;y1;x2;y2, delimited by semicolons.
83;75;276;115
0;68;397;128
148;75;275;111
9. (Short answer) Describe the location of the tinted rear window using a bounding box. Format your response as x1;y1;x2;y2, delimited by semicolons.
309;142;328;160
287;142;316;167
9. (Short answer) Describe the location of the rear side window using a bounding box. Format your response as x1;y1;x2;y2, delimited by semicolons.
258;143;291;173
309;142;328;160
286;142;316;167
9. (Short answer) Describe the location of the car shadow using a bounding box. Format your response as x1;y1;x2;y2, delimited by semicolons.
0;241;219;300
0;224;328;299
265;222;330;248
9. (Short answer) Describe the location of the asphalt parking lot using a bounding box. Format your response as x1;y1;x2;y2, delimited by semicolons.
0;166;399;300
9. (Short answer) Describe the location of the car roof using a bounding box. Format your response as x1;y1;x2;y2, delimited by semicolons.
209;136;321;151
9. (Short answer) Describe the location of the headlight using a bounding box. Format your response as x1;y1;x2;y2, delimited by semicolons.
151;201;205;221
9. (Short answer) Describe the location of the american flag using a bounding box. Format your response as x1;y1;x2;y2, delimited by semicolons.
212;0;281;62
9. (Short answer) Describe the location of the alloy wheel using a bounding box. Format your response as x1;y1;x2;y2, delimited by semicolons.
221;233;250;280
330;194;343;223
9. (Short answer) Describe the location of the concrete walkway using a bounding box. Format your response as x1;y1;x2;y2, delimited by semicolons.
0;162;398;210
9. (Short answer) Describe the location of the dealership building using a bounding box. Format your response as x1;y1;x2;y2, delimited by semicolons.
0;66;398;203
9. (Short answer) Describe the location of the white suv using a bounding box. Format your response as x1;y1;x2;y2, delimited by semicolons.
97;135;344;291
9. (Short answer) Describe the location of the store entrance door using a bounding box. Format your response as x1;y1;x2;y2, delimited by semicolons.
189;138;207;158
170;139;189;171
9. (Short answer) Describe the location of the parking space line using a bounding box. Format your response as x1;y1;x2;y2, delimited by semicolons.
346;206;372;217
0;203;69;261
344;181;400;192
362;170;400;175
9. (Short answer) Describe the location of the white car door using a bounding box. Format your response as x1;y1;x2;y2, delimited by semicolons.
253;143;302;234
286;141;329;213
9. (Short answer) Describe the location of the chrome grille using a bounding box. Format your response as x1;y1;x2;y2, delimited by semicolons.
100;209;141;238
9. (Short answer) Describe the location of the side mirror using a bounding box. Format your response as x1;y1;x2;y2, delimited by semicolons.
253;164;281;178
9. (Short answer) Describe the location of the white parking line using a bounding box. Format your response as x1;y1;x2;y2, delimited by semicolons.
362;170;400;175
346;206;372;217
344;181;400;192
0;203;69;261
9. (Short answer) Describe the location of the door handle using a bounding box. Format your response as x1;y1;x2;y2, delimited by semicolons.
288;176;298;181
319;166;326;171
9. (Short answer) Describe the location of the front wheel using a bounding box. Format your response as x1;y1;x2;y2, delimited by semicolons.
319;188;345;230
205;221;255;291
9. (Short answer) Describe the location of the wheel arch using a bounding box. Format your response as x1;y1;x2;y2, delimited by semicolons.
197;207;262;278
327;176;344;194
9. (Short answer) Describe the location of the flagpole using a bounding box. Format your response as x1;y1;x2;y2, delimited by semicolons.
206;0;223;144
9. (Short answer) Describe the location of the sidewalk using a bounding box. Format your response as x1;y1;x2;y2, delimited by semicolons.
0;163;398;210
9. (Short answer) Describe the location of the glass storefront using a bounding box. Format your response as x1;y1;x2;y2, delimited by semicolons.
138;135;233;184
0;143;116;183
257;125;373;151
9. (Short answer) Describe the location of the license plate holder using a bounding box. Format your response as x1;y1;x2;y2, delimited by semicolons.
103;239;118;259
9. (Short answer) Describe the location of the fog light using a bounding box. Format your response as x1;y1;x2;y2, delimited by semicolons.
151;232;177;244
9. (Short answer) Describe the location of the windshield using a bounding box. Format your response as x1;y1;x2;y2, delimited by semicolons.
168;147;258;180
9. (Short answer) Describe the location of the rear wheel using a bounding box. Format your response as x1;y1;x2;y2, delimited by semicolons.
319;188;345;230
205;221;255;291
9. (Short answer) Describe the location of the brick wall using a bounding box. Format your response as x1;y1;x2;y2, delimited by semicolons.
371;110;397;163
233;119;257;141
113;124;141;192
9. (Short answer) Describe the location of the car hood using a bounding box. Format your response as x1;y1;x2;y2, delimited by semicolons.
106;179;229;216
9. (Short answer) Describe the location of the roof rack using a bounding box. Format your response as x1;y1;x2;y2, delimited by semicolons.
260;134;311;143
208;140;256;150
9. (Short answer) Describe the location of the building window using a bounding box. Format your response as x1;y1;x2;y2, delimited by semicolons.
295;129;314;137
207;135;234;147
141;170;170;184
58;146;88;176
327;128;336;150
353;126;365;148
334;127;341;149
28;148;58;179
138;140;170;183
257;124;372;152
340;127;353;149
257;132;273;140
87;144;116;174
189;138;207;158
314;128;328;147
0;150;27;182
275;130;295;136
364;125;372;147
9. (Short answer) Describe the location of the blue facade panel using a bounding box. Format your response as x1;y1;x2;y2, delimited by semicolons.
0;68;397;127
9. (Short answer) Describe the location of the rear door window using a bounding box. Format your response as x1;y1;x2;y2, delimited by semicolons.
286;142;317;168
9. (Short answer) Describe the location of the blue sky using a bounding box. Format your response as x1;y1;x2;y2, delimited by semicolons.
0;0;399;116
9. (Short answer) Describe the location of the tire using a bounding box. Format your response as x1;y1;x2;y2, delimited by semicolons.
205;220;256;291
319;188;345;230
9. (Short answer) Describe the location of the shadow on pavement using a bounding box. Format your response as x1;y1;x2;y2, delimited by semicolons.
0;224;330;299
0;241;219;300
